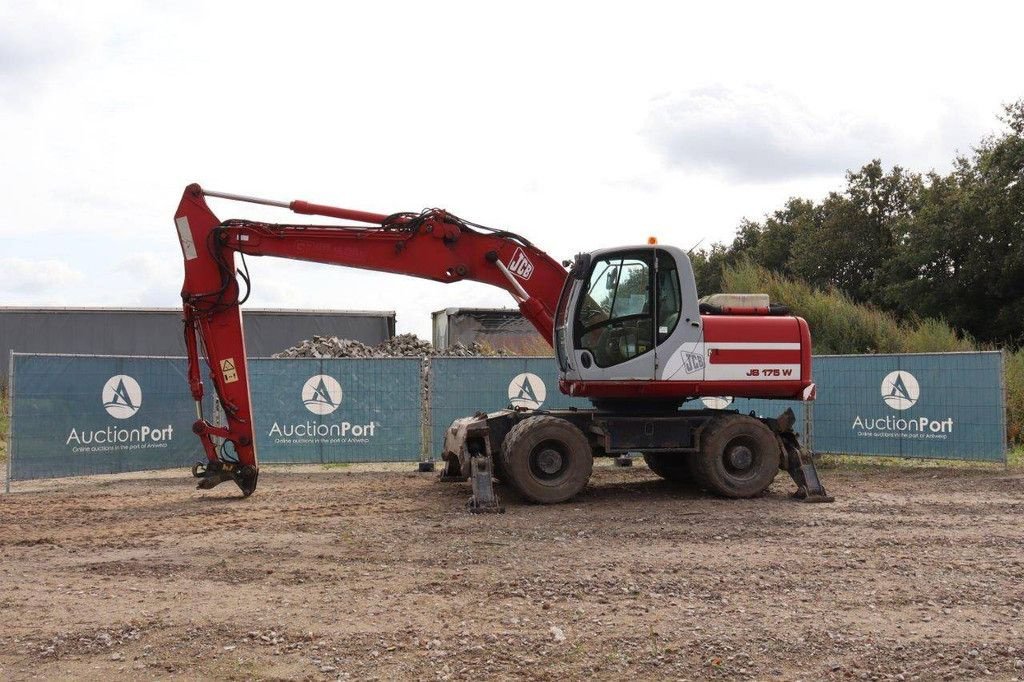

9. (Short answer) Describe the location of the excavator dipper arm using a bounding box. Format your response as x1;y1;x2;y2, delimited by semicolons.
174;184;567;496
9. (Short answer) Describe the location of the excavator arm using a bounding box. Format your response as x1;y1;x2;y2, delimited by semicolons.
174;184;567;496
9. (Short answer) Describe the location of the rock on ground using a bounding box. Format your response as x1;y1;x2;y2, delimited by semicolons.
273;333;509;359
1;463;1022;680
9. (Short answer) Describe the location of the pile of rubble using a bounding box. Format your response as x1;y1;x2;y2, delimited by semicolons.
273;333;510;359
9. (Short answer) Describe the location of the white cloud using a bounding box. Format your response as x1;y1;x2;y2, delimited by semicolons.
0;1;1021;340
0;257;83;298
113;252;184;306
644;86;987;182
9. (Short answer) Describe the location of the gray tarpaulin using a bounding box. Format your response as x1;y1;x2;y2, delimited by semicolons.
0;307;395;388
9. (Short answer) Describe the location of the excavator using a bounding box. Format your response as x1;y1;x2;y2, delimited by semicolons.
174;184;832;510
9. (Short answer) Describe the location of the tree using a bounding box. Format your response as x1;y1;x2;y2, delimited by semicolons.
884;102;1024;343
691;100;1024;344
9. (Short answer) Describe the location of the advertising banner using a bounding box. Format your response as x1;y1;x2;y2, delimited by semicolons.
811;352;1005;461
429;357;590;453
250;357;421;463
8;351;1007;483
9;354;202;481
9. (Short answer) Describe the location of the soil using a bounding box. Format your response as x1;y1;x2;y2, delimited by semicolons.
1;461;1022;680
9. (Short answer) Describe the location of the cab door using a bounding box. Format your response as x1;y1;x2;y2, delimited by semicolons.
653;247;705;381
570;249;657;380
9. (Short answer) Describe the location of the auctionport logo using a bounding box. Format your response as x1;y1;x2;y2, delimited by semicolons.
508;373;546;409
66;375;173;452
103;375;142;419
268;374;376;444
851;369;953;440
302;374;343;415
881;370;919;410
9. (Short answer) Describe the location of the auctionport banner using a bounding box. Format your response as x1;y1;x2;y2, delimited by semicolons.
8;355;423;482
8;354;201;481
248;357;421;463
810;352;1006;461
7;350;1007;483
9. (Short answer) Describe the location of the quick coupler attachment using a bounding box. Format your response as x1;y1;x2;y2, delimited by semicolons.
467;455;504;514
191;460;259;497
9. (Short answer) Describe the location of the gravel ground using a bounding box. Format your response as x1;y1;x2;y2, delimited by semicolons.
1;461;1022;680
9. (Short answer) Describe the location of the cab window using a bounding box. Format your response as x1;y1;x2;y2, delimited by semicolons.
574;253;653;368
656;250;681;343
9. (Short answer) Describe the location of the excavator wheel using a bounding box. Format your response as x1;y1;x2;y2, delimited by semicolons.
500;416;593;504
491;452;510;485
642;453;693;484
691;415;780;498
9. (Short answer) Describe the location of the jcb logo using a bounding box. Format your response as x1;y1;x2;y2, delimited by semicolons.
507;247;534;280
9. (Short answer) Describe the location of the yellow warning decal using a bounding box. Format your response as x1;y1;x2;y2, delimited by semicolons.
220;358;239;384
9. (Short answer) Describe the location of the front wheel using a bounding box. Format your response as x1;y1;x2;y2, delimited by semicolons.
692;415;780;498
501;416;593;504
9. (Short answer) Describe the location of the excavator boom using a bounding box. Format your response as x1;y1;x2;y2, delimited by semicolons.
174;183;567;495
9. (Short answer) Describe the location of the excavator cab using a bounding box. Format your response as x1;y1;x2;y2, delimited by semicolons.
556;246;703;388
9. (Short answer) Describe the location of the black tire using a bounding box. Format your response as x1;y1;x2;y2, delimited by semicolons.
500;416;593;504
491;452;510;484
642;453;692;484
692;415;780;498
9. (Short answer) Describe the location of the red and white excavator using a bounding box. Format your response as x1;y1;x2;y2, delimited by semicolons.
174;184;832;510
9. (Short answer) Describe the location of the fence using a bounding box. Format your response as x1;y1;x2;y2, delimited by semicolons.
810;352;1005;461
6;354;422;484
428;357;589;453
8;355;206;482
250;357;421;463
6;350;1008;485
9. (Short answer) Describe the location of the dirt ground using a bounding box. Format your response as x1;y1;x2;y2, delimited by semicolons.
1;461;1022;681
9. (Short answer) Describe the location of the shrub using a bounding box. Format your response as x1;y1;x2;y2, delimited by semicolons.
719;261;1019;444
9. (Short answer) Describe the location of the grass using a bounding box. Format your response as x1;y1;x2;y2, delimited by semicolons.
1005;351;1024;445
721;261;975;355
818;452;1018;471
0;392;8;465
722;261;1024;446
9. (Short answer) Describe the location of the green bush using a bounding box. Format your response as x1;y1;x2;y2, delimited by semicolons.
1005;351;1024;445
719;261;1019;444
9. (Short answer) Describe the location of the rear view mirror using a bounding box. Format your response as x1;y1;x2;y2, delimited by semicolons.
605;267;619;290
572;252;591;280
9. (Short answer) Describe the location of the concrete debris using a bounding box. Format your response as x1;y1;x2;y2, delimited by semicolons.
273;333;510;359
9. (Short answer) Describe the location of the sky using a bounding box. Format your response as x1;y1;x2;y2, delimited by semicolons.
2;1;1022;340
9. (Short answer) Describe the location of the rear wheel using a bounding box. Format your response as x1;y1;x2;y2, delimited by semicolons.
692;415;780;498
501;416;593;504
642;453;692;484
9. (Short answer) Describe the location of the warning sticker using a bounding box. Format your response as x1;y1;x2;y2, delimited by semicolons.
175;216;198;260
220;358;239;384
